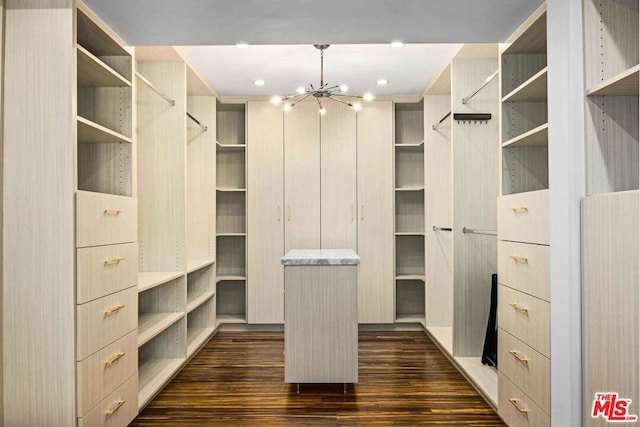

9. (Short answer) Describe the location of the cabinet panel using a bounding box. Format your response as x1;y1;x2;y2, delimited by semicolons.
78;374;138;427
77;242;137;304
499;373;550;427
247;101;285;324
497;240;549;301
76;191;136;248
498;285;550;357
497;189;549;245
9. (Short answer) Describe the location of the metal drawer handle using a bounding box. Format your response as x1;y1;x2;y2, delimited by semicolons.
509;303;529;314
509;350;529;365
509;255;528;264
509;398;529;414
105;352;126;367
104;304;126;316
104;256;126;265
104;209;124;215
105;399;126;416
511;207;528;213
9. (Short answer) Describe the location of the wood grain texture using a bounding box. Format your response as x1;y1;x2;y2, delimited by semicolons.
76;190;137;247
502;146;549;195
424;95;454;328
396;235;425;276
216;149;245;189
321;101;357;250
3;5;76;425
216;280;246;319
501;101;548;143
497;240;550;302
284;266;358;383
247;101;285;324
216;191;245;233
498;373;549;427
356;101;394;324
284;100;321;251
186;266;215;337
451;56;499;357
395;146;425;188
498;285;550;357
583;191;639;427
501;55;547;98
217;104;246;145
501;5;547;55
78;86;132;138
78;374;138;427
77;141;133;196
395;191;425;233
395;105;424;144
216;236;246;276
395;280;425;319
132;331;505;426
497;189;549;245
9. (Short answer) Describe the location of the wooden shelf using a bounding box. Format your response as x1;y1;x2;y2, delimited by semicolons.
216;275;246;283
77;116;132;144
138;312;184;347
187;291;215;313
186;259;215;274
77;9;130;57
77;45;131;88
586;65;640;96
502;123;549;148
138;271;184;293
216;188;246;192
502;67;548;102
395;187;425;192
216;314;247;326
454;357;498;407
216;141;246;150
426;326;453;356
502;8;547;55
138;358;185;410
187;327;215;357
395;232;425;236
395;140;425;147
216;233;246;237
395;274;426;282
395;314;425;324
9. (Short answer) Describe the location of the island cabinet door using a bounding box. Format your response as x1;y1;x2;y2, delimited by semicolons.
356;101;395;324
247;101;285;324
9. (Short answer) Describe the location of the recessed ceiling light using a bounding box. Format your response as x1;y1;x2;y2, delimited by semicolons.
296;87;306;94
390;41;405;48
363;93;375;101
236;43;249;49
270;96;282;105
340;85;349;93
254;79;265;86
377;79;388;86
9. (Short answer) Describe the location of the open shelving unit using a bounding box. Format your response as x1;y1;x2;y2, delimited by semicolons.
394;101;426;325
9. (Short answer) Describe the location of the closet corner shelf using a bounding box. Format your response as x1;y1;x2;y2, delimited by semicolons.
502;123;549;148
501;8;546;56
395;274;426;282
395;140;425;147
395;232;426;236
502;67;548;103
77;116;132;144
216;142;246;150
426;326;453;356
138;358;185;410
395;187;425;192
77;9;131;58
187;259;216;274
138;312;185;347
138;271;185;293
454;357;498;407
187;291;215;313
216;314;248;326
187;327;216;357
586;65;640;96
395;314;426;325
76;45;131;88
216;233;246;237
216;188;246;192
216;275;246;283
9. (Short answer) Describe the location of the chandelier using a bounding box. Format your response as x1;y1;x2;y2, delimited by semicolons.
271;44;374;114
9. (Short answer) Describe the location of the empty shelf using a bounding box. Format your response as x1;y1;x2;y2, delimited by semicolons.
454;357;498;407
187;327;215;357
187;291;215;313
77;45;131;88
216;233;246;237
216;142;246;150
586;65;640;96
138;358;184;410
216;314;247;326
216;275;246;283
502;67;548;102
426;326;453;356
187;259;215;274
77;116;132;144
395;232;425;236
395;314;426;324
138;312;184;347
138;271;184;293
216;188;246;192
395;140;425;147
502;123;548;148
395;187;425;192
396;274;426;282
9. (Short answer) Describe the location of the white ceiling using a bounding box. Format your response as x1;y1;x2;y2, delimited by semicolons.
84;0;544;96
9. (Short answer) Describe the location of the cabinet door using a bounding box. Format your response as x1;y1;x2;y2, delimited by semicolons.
284;101;321;251
247;101;285;323
321;101;357;249
357;101;394;324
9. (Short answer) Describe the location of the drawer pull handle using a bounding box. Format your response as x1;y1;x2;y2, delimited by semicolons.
509;398;529;414
509;303;529;314
105;352;126;367
104;256;126;265
509;255;528;264
511;207;528;213
105;399;126;417
104;304;126;316
104;209;124;215
509;350;529;365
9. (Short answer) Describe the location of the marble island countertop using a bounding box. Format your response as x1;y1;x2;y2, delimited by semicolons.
281;249;360;266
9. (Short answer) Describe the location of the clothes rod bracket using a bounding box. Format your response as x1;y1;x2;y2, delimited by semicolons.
462;227;497;236
433;225;452;232
454;113;492;124
432;111;452;131
462;70;499;105
187;112;208;132
135;71;176;107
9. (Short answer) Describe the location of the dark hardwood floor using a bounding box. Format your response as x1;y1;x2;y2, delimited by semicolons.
132;331;505;426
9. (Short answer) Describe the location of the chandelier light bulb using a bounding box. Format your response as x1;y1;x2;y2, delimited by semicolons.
353;102;362;111
390;41;405;48
270;96;282;105
363;93;375;101
296;87;306;94
319;107;327;115
283;104;292;112
254;79;265;86
236;43;249;49
340;85;349;93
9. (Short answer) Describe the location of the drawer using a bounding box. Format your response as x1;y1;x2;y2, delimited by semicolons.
78;374;138;427
498;329;550;414
77;242;137;304
77;331;138;417
498;285;550;357
77;191;136;248
499;373;550;427
497;189;549;245
498;241;549;301
77;287;137;360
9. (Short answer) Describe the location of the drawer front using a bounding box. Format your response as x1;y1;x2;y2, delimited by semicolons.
498;285;550;357
77;191;136;248
78;374;138;427
498;329;550;414
499;373;550;427
77;242;137;304
497;190;549;245
77;288;137;360
498;240;550;301
77;331;138;417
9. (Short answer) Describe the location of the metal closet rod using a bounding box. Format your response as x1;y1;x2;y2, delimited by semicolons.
432;111;452;131
462;69;499;105
432;225;452;232
463;227;497;236
135;71;176;107
186;112;208;132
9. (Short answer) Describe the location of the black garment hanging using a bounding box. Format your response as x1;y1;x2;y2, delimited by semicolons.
481;274;498;367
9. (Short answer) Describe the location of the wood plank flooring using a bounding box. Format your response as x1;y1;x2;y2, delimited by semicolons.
132;331;505;426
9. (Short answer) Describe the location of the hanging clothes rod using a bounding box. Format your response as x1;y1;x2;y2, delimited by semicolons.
186;112;208;132
463;227;497;236
432;225;452;232
462;70;499;105
135;71;176;107
432;111;452;131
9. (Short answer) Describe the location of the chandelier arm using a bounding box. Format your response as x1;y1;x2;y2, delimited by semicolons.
290;91;314;107
320;46;324;87
332;93;364;99
315;97;323;110
328;96;354;107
